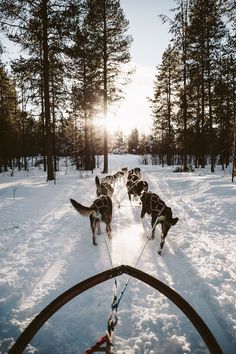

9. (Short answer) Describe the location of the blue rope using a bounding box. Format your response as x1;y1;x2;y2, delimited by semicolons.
111;237;150;311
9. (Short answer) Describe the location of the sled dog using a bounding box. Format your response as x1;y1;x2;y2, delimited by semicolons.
70;196;112;246
140;191;179;255
95;176;114;198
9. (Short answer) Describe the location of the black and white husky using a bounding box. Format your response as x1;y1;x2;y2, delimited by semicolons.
140;191;179;255
70;196;112;246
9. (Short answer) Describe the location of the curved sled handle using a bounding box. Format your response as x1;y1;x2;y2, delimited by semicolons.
9;265;223;354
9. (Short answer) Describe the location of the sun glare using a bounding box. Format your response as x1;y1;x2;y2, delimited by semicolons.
95;64;155;136
95;111;135;135
106;112;131;135
106;63;154;135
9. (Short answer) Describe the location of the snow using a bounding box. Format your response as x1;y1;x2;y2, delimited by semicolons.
0;154;236;354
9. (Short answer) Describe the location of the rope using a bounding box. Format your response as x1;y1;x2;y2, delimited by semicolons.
112;236;150;311
92;170;152;349
102;229;114;270
134;237;150;268
112;207;165;310
83;220;118;354
100;221;118;292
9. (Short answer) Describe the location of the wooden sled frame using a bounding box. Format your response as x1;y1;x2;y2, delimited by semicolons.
8;265;223;354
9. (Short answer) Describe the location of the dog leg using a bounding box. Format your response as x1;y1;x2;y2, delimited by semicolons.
106;224;112;239
92;225;97;246
158;223;171;255
128;192;131;203
90;214;98;246
151;214;158;239
158;236;165;255
92;221;98;245
141;216;145;228
140;209;148;235
93;234;97;246
97;220;102;234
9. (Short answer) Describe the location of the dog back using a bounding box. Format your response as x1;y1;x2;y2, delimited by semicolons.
141;192;165;214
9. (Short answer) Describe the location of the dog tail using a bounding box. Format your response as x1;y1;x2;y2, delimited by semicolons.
70;198;93;217
171;217;179;226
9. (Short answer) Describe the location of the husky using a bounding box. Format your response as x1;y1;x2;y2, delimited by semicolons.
70;196;112;246
128;167;142;179
126;177;148;202
140;191;179;255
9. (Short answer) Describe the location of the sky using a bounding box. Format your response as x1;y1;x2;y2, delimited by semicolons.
1;154;236;353
108;0;175;134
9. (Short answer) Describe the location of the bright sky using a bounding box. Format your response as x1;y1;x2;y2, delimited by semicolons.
108;0;175;135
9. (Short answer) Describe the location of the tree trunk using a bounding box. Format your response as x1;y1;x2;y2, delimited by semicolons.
51;60;57;173
40;43;47;172
102;0;108;174
232;61;236;182
84;112;90;170
167;61;172;166
182;0;188;172
42;0;54;181
206;15;214;173
200;50;206;168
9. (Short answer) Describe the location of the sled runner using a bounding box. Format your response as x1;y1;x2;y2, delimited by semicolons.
8;265;223;354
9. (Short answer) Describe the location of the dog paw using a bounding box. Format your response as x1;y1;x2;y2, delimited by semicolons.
157;249;162;255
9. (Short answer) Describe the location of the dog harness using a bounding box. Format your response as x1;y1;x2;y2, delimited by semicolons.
150;193;166;214
142;192;166;215
92;196;110;210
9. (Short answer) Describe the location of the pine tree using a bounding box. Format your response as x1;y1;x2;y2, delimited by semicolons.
0;63;21;172
150;46;178;165
67;7;102;171
188;0;226;172
160;0;190;171
0;0;81;180
128;128;139;154
83;0;132;173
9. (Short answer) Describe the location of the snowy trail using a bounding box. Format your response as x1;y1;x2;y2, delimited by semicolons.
126;165;236;353
1;156;236;354
149;168;235;353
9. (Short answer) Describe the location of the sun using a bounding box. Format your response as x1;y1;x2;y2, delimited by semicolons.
106;101;151;136
106;111;132;135
106;64;154;135
99;63;154;136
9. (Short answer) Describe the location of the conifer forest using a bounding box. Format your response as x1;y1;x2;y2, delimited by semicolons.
0;0;235;178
